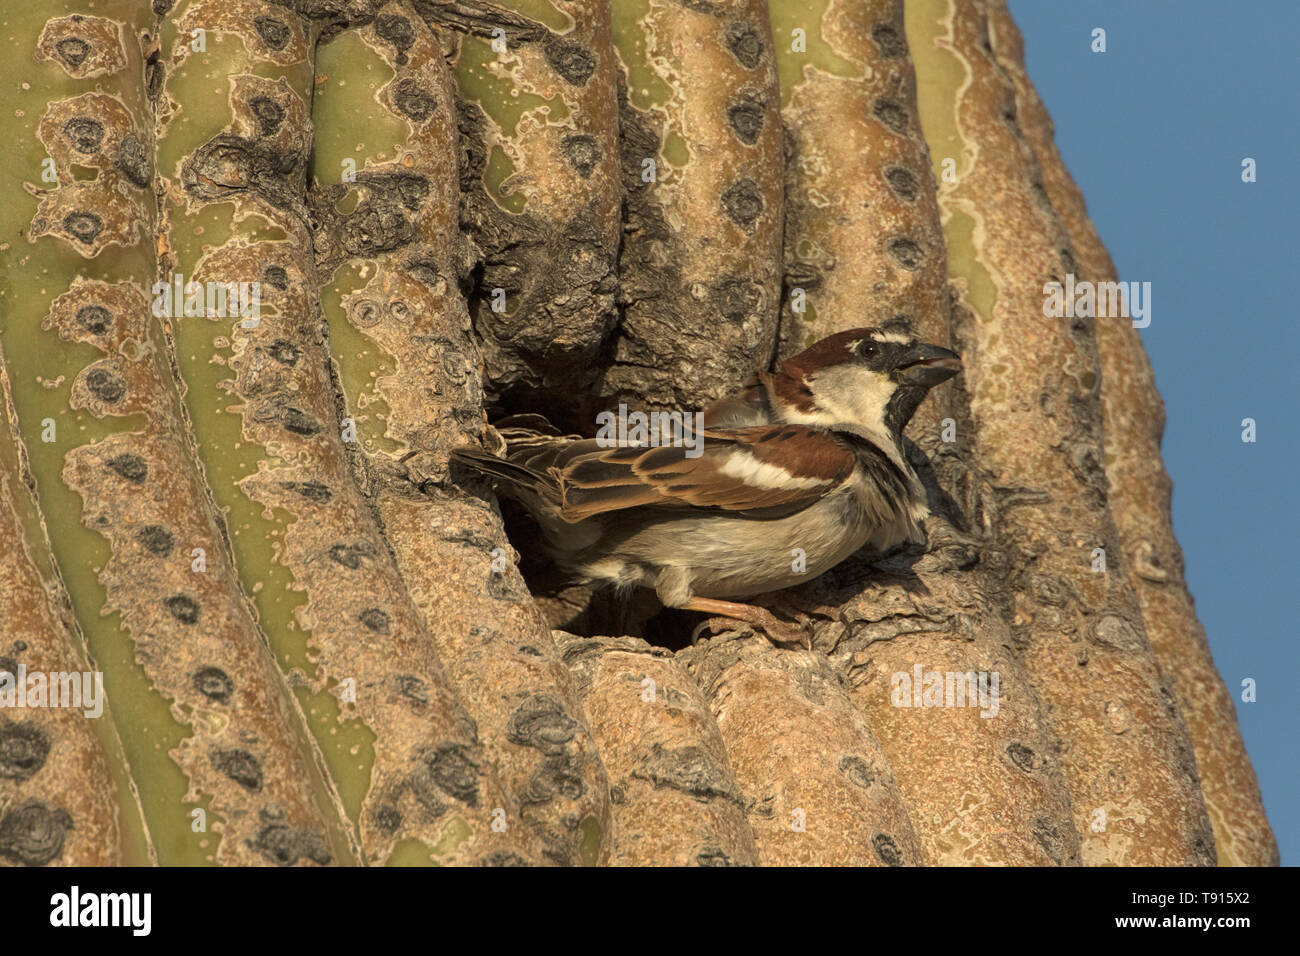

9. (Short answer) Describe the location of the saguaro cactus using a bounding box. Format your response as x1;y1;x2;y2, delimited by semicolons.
0;0;1275;867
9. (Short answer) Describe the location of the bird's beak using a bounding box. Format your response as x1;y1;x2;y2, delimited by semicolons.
894;343;962;387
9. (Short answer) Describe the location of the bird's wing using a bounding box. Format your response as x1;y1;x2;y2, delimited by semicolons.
540;425;856;522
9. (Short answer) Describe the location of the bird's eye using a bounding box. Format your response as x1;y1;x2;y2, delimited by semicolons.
858;341;878;358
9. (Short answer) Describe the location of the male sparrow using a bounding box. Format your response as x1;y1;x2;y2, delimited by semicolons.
452;328;961;644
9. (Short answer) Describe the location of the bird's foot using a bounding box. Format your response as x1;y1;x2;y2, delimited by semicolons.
683;597;813;650
750;589;840;621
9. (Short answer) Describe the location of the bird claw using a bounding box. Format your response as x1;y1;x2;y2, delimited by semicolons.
690;610;812;651
690;617;740;644
752;590;839;622
764;617;814;651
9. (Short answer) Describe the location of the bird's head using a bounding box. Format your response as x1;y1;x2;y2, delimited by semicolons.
768;328;962;437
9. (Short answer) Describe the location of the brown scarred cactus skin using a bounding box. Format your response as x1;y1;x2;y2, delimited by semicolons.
982;0;1276;867
602;0;784;415
905;0;1214;866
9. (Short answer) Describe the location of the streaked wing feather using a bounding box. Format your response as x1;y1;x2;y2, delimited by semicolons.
552;426;855;522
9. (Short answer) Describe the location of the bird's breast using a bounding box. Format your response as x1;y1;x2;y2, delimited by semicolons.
612;485;879;599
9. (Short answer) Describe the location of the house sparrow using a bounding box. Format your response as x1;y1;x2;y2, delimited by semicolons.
451;328;960;644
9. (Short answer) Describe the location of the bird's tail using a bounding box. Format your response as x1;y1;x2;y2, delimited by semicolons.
449;446;548;488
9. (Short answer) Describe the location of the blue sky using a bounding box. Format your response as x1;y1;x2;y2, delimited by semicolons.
1007;0;1299;864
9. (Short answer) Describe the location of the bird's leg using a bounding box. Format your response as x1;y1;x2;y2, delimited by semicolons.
681;596;811;649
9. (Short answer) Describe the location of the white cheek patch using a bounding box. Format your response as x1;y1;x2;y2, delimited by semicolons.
805;366;893;432
719;450;826;490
